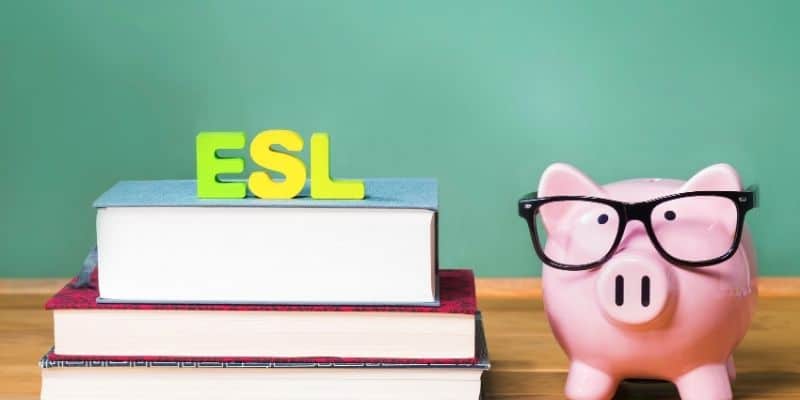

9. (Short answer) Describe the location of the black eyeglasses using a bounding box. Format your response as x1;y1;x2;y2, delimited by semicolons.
518;186;758;271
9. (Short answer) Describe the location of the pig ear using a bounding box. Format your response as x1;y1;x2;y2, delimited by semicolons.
680;164;743;192
537;163;603;230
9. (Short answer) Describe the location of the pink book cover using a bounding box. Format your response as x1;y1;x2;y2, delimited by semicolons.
45;269;478;364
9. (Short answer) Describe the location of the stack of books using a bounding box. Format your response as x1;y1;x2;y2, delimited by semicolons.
39;178;489;399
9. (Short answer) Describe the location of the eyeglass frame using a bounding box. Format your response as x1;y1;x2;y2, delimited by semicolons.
518;185;759;271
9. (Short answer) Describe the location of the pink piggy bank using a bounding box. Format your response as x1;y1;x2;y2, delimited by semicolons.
518;163;758;400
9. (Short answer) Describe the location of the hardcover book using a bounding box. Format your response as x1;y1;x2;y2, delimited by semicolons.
48;269;476;360
93;178;439;305
39;316;490;400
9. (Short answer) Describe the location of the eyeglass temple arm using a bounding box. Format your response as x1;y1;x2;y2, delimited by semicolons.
519;191;539;202
745;184;759;209
518;192;539;218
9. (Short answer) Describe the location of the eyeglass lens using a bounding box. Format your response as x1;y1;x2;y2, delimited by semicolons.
535;200;620;267
649;195;738;263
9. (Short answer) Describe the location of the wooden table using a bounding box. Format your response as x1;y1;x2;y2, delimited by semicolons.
1;278;799;399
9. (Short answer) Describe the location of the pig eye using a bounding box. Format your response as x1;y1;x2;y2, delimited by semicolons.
597;213;609;224
664;210;677;221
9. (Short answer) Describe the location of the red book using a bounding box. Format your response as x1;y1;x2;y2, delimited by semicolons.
47;269;477;362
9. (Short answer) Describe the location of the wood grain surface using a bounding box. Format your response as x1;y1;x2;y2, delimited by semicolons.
1;278;799;399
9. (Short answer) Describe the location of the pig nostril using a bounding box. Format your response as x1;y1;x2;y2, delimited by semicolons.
641;276;651;307
615;275;624;306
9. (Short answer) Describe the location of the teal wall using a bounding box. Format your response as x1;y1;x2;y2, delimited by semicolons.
1;1;798;277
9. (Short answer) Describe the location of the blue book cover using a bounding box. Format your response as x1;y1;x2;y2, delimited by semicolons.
93;178;438;210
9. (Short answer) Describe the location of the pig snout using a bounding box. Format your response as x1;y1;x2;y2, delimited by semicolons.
595;252;673;326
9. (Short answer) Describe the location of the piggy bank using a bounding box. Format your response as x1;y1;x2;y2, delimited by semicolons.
518;163;758;400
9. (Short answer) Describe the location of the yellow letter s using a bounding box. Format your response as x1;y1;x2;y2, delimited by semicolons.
248;130;307;199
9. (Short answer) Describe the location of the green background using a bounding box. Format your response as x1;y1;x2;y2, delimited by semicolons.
1;1;798;278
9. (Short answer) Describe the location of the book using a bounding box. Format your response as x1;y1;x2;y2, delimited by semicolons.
93;178;439;305
47;269;475;360
39;316;490;400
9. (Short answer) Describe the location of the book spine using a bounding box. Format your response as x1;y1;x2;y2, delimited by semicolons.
40;355;479;369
